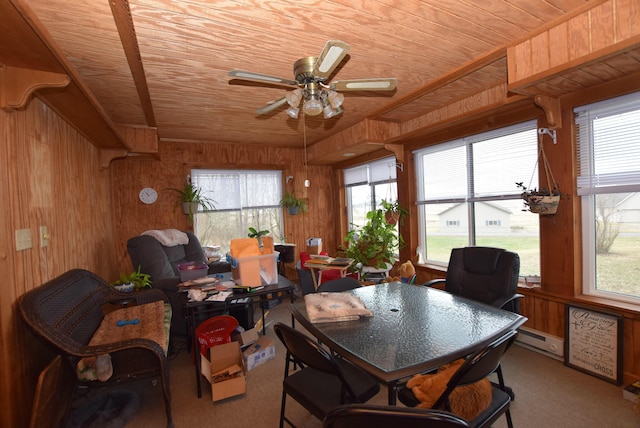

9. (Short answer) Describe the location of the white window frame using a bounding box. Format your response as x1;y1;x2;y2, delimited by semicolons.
344;157;398;228
576;91;640;304
191;169;283;253
414;120;539;269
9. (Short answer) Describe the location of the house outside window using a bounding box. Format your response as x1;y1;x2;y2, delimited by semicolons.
414;120;540;275
191;169;283;255
344;157;398;229
576;91;640;303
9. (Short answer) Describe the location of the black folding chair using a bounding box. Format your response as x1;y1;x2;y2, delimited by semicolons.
273;323;380;428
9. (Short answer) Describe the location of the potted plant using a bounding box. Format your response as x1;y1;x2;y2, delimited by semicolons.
340;208;404;279
280;191;307;215
171;178;216;221
380;199;409;225
111;265;152;292
516;182;561;215
248;227;270;247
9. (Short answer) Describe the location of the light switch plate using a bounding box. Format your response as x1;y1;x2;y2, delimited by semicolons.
16;228;32;251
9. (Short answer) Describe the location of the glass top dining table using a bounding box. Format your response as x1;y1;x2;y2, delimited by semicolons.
289;281;527;404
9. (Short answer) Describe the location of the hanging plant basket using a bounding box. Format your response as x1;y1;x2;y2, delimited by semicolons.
523;194;560;215
517;131;562;215
385;211;400;225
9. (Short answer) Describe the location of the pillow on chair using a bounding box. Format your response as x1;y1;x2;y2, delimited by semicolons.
406;359;492;420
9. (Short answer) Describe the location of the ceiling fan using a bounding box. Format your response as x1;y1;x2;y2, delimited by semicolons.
228;40;397;119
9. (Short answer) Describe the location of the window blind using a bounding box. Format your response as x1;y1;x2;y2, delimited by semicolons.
414;120;537;202
343;156;396;186
575;92;640;195
191;169;282;210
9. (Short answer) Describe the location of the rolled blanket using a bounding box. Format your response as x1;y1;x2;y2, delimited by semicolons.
141;229;189;246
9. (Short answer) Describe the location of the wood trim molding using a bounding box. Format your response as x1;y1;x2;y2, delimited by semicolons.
0;65;69;110
100;149;128;169
533;95;562;129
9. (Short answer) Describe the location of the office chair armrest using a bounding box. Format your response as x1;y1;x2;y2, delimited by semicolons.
422;278;445;288
492;293;524;310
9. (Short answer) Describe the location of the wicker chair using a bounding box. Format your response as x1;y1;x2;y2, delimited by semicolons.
18;269;174;427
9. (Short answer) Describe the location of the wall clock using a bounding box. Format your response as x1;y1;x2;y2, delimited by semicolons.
139;187;158;204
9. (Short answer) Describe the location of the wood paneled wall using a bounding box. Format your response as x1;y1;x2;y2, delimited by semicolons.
0;98;117;428
109;141;337;278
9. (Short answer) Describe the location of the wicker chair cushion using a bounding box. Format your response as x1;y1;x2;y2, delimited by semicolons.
76;302;171;381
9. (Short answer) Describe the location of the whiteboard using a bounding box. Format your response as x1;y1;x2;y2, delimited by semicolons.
565;305;622;385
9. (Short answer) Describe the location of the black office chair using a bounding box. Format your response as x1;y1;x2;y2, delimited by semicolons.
424;246;523;313
425;246;522;400
323;404;470;428
316;277;362;292
273;323;380;428
397;329;518;428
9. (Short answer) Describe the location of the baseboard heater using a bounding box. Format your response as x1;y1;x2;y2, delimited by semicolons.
516;326;564;361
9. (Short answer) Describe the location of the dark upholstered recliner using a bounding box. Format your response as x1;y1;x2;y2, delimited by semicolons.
425;246;523;313
127;231;231;336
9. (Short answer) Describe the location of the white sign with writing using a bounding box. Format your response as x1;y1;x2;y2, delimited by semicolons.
565;305;622;384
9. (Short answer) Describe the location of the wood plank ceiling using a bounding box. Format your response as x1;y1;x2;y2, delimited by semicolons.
4;0;601;163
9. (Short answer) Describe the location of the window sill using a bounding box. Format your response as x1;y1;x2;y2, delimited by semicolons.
519;287;640;318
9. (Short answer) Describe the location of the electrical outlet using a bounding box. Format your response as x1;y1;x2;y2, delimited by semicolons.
40;226;49;248
16;228;32;251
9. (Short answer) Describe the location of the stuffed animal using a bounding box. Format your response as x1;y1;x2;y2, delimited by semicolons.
398;260;416;283
406;359;492;420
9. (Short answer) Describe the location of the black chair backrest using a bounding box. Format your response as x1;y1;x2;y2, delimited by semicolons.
434;329;518;410
296;267;317;295
323;404;470;428
445;247;520;312
317;277;362;292
274;323;359;400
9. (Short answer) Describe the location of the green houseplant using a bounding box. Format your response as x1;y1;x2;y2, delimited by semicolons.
111;265;152;292
280;191;307;215
248;227;270;247
171;179;216;221
380;199;409;225
340;207;404;279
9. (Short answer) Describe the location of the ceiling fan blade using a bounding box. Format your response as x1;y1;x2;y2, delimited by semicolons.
331;78;398;91
313;40;350;80
229;70;298;86
255;97;288;115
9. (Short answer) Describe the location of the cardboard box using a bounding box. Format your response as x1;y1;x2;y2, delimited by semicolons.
242;336;276;371
230;252;279;287
306;238;323;255
232;327;259;347
200;342;246;401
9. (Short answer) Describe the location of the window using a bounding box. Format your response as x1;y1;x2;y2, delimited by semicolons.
344;157;397;228
414;121;540;275
576;91;640;303
191;169;283;255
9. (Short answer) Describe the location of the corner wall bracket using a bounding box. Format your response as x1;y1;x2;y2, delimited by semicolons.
538;128;557;144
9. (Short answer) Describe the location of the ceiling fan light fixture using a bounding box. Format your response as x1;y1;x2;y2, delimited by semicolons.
323;104;337;119
286;88;303;107
327;91;344;109
286;106;300;119
303;97;323;116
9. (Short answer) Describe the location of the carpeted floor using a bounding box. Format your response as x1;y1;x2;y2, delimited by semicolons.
123;301;639;428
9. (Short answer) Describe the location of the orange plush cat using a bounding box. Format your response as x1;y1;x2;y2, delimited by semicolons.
406;359;492;420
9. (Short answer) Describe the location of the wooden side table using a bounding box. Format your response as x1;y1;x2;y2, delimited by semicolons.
304;259;354;290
